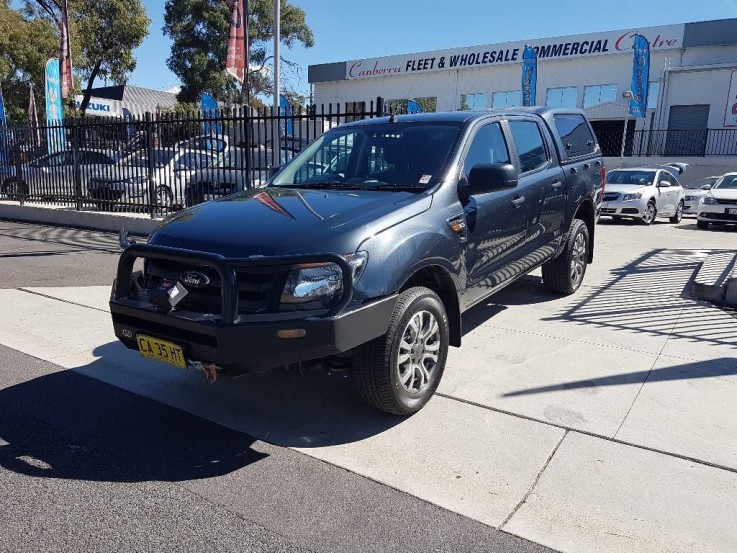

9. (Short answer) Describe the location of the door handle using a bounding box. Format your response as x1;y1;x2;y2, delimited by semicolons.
551;181;563;189
511;195;525;207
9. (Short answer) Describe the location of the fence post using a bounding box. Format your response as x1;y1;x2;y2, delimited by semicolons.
12;122;24;206
243;105;251;189
376;96;385;117
71;117;83;211
145;112;156;219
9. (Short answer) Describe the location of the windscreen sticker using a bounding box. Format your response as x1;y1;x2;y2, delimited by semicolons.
419;174;432;184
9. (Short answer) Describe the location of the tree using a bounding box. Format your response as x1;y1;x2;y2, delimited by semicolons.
25;0;150;115
0;1;58;120
163;0;314;104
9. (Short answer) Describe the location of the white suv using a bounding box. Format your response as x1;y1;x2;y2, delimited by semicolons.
697;172;737;229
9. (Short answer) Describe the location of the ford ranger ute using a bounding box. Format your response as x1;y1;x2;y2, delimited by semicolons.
111;108;603;415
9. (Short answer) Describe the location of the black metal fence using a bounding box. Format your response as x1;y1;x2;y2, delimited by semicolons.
596;128;737;158
0;97;386;217
2;102;736;217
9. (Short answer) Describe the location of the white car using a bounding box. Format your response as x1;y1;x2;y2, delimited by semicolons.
696;172;737;229
601;164;686;225
683;175;720;214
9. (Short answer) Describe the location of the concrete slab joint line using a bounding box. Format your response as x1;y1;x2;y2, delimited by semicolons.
499;430;569;530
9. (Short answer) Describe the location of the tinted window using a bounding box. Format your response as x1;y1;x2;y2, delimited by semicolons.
462;124;510;181
660;172;678;186
606;170;655;186
715;175;737;189
554;114;596;157
509;121;548;173
81;151;115;164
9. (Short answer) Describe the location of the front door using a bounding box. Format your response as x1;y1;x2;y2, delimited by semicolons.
460;121;528;309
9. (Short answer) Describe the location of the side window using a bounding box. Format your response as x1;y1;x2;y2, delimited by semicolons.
177;153;196;170
509;120;549;174
660;172;676;186
462;123;510;181
554;114;596;157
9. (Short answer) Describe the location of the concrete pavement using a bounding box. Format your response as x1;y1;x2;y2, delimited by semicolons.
1;219;737;552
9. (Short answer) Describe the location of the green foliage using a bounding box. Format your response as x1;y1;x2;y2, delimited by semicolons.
163;0;314;104
72;0;150;86
0;1;58;120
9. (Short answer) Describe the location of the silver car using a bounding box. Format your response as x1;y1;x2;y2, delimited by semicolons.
683;176;720;214
601;165;686;225
1;149;118;200
87;148;219;209
696;172;737;229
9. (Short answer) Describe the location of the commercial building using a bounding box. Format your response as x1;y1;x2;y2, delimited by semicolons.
73;85;178;118
308;18;737;164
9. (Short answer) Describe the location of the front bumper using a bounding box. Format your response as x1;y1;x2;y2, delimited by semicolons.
697;204;737;224
599;197;646;218
110;243;397;375
683;195;703;214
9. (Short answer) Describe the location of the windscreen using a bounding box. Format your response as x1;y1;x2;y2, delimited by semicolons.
605;170;655;186
271;122;463;191
714;175;737;190
685;177;718;189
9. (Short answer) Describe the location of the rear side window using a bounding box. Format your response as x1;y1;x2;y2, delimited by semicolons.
554;114;596;157
509;121;549;173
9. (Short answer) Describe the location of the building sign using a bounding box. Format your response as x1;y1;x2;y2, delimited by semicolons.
73;95;122;117
725;70;737;128
346;24;684;80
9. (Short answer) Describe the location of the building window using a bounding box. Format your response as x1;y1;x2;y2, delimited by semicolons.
546;87;579;108
647;82;659;110
583;84;618;108
388;97;437;113
492;90;522;109
460;93;488;111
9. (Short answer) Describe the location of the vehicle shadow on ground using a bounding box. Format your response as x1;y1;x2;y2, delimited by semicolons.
0;366;269;483
675;220;737;233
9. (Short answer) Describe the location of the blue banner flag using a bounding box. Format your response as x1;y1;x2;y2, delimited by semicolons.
200;92;222;138
521;45;537;107
406;99;424;114
0;87;8;165
629;34;650;118
44;58;65;154
279;94;293;137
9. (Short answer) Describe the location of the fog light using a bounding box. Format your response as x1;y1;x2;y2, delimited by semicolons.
277;329;307;339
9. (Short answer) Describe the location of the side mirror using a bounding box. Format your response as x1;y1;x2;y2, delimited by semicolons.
657;180;670;188
700;183;713;190
466;163;518;195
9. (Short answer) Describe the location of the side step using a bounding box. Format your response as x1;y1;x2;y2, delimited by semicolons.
692;251;737;306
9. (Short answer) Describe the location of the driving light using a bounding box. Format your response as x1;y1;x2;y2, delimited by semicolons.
622;193;642;201
701;195;717;205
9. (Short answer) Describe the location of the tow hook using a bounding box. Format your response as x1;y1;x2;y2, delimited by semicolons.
189;360;219;383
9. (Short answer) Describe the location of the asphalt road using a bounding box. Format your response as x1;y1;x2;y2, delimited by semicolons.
0;221;552;553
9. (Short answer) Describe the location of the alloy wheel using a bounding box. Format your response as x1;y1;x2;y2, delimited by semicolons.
569;230;587;287
397;310;441;394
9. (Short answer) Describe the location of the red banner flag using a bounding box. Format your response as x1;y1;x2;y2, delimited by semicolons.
60;0;74;98
225;0;248;84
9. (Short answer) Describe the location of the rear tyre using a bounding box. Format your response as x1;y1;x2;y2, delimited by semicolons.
640;201;656;225
697;220;710;230
669;201;684;224
354;287;449;416
542;219;589;295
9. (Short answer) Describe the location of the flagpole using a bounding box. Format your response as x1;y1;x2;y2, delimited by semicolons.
273;0;280;159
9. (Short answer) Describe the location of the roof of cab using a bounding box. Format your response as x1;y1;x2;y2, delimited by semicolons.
340;107;587;127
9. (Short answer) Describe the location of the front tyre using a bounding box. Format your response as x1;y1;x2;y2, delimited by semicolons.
640;201;657;225
669;201;684;224
354;287;449;416
542;219;589;295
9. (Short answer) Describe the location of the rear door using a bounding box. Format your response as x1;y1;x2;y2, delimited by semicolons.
507;118;566;257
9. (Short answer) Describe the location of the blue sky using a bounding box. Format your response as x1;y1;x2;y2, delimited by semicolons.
129;0;737;98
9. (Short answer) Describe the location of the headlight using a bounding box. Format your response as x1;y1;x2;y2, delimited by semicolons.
280;251;368;309
622;193;642;201
684;195;695;201
701;196;717;205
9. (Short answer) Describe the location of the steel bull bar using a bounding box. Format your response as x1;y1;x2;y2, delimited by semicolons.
110;237;401;377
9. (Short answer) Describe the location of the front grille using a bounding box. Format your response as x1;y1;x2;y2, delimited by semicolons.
603;192;620;201
621;208;639;214
601;208;616;214
147;260;290;315
716;198;737;205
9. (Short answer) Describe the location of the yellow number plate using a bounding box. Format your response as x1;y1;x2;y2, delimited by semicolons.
136;335;186;369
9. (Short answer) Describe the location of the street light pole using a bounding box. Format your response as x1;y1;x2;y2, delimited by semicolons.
273;0;281;160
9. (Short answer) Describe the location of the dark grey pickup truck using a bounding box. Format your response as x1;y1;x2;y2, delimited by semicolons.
111;108;604;415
